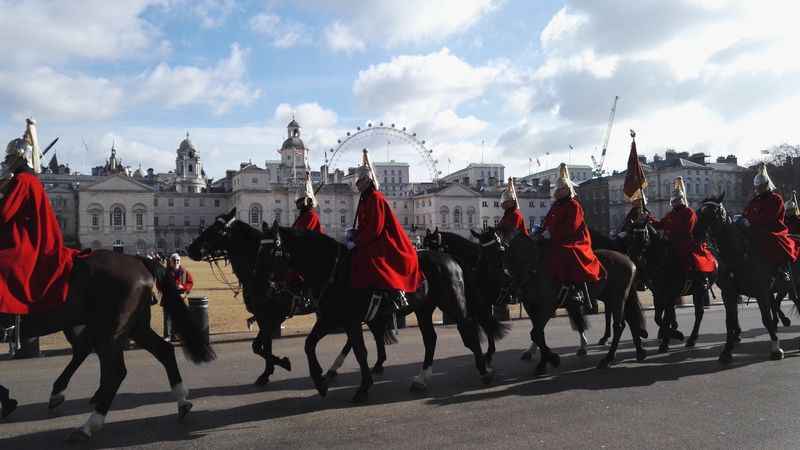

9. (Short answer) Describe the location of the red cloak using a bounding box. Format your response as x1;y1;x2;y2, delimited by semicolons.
498;207;529;237
1;171;78;314
542;197;604;283
744;191;799;265
351;188;423;292
293;208;322;233
651;205;717;273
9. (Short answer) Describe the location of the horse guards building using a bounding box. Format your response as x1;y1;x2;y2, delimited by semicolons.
39;120;750;254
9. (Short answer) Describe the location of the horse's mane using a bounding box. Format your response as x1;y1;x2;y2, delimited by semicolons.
439;231;481;265
276;227;346;286
589;227;617;251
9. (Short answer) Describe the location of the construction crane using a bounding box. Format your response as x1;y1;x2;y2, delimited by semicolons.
591;95;619;178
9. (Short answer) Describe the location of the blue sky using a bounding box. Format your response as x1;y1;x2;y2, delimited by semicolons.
1;0;799;181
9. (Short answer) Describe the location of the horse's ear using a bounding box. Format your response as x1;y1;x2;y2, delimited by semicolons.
271;219;279;231
426;228;431;234
227;208;237;220
261;221;269;233
434;226;439;233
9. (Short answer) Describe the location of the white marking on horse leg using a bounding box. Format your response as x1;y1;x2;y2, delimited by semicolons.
50;391;65;404
525;342;537;356
329;352;346;372
771;339;781;352
79;412;106;437
579;332;588;350
171;382;190;407
413;367;432;386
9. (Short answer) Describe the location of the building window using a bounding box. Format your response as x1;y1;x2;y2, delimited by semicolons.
482;201;488;207
275;199;281;204
184;198;190;207
214;199;220;208
184;216;190;226
493;201;499;208
154;198;159;207
540;201;546;208
404;216;408;225
341;215;346;226
168;198;174;207
188;165;193;173
454;208;462;224
199;198;205;207
493;216;500;226
169;216;175;226
154;216;159;226
482;218;488;229
111;207;125;230
91;214;100;230
136;213;144;230
249;205;262;225
529;201;535;207
252;177;258;184
199;218;206;228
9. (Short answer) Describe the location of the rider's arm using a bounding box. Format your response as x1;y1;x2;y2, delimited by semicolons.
183;270;194;293
0;174;30;224
355;192;385;248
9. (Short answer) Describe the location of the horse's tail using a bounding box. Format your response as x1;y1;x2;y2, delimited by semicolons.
478;307;511;341
139;257;216;363
565;302;588;332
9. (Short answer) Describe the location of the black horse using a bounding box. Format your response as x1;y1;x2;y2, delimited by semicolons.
186;210;387;386
0;251;214;441
695;194;789;362
421;228;510;366
255;220;496;402
473;227;647;375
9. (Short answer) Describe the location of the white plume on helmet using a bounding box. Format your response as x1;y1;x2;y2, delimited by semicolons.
671;176;688;206
554;163;576;199
3;118;41;178
297;171;318;207
753;162;776;192
788;191;799;217
356;148;379;191
500;177;518;209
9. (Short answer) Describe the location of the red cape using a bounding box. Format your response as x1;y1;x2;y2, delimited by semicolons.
744;191;799;265
1;171;78;314
293;209;322;233
498;207;529;237
351;189;423;292
651;205;717;273
543;197;604;283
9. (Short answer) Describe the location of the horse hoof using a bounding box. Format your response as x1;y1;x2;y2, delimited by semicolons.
549;353;561;368
718;351;733;364
576;348;588;358
771;349;785;361
636;348;648;362
314;379;329;397
520;351;532;361
597;337;609;346
277;357;292;371
254;374;270;386
781;317;792;327
49;393;66;410
88;393;99;406
178;402;193;422
534;364;548;377
481;369;495;386
596;358;612;369
673;331;685;342
640;329;649;339
351;390;369;404
1;399;18;419
685;338;697;348
409;381;428;393
371;365;384;375
658;344;669;354
66;428;91;443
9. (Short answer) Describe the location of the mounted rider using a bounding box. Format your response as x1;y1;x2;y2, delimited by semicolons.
784;191;800;235
648;177;716;304
742;163;799;280
348;149;423;315
538;163;603;309
1;119;78;316
293;172;322;233
497;177;528;239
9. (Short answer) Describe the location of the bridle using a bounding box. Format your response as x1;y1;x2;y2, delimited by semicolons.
196;216;244;297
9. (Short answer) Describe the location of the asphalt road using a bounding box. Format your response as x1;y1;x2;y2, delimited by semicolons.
3;304;800;450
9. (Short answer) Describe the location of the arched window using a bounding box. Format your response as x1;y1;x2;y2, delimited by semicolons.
453;207;462;226
111;206;125;230
439;206;449;226
249;204;262;225
467;207;476;225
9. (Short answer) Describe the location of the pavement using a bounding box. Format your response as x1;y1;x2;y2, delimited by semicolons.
3;304;800;450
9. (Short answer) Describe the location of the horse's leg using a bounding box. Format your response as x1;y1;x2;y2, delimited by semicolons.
130;325;193;421
520;301;537;361
686;275;708;348
776;298;791;327
598;306;611;346
0;383;17;419
304;321;330;397
49;326;91;410
345;323;374;404
325;338;351;382
718;288;740;363
566;302;589;357
598;300;625;369
367;318;387;374
455;315;492;385
758;293;784;360
410;308;437;392
253;314;290;386
530;313;559;377
68;342;127;442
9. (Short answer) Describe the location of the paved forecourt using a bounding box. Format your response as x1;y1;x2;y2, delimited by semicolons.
3;305;800;450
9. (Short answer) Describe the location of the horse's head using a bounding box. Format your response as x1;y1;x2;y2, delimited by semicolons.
470;226;512;282
423;227;444;250
187;208;237;261
625;222;651;261
697;192;729;240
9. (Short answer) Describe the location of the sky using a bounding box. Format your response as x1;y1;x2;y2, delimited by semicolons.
1;0;799;181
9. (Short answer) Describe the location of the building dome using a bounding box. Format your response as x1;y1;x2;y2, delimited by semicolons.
178;132;197;157
281;136;305;151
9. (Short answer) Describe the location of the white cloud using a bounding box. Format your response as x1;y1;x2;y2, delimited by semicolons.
0;0;164;66
274;103;338;130
302;0;498;50
190;0;236;28
136;43;262;115
250;13;312;48
0;68;124;122
324;22;366;54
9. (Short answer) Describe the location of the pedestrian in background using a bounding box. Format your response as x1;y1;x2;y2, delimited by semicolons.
163;253;193;341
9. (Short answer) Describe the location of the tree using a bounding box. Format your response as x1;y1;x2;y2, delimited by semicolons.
746;144;800;197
